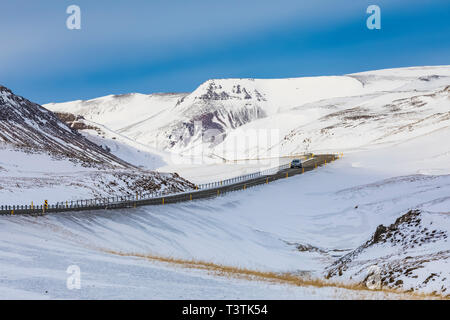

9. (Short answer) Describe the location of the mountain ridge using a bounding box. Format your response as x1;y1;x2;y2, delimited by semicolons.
44;65;450;163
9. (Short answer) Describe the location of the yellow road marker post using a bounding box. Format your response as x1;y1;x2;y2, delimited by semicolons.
162;197;165;205
190;194;192;201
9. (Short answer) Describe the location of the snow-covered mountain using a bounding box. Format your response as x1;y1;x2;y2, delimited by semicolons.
45;66;450;163
45;76;368;154
0;85;131;168
1;66;450;298
0;86;194;205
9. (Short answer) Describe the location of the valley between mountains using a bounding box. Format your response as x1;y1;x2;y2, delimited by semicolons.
1;66;449;298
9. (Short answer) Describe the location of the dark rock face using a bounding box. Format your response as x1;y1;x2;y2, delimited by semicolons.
373;224;388;244
197;81;267;103
0;86;131;168
419;75;441;82
53;112;81;123
53;112;98;131
165;104;267;149
146;80;270;151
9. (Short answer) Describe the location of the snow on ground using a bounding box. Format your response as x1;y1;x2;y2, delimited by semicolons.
0;134;449;298
44;92;188;134
0;86;194;206
1;66;448;298
0;214;410;299
76;120;168;170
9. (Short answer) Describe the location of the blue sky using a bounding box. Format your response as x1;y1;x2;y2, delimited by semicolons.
1;0;449;104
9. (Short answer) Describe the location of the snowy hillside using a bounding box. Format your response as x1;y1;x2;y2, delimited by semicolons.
0;147;449;298
51;114;168;170
0;87;194;205
45;92;188;134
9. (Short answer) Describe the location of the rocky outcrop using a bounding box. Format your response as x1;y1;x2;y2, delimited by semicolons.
325;210;450;296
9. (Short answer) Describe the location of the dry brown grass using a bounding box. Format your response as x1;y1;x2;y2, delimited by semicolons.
102;249;448;300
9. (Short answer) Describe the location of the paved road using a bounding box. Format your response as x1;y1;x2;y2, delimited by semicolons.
1;154;337;215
